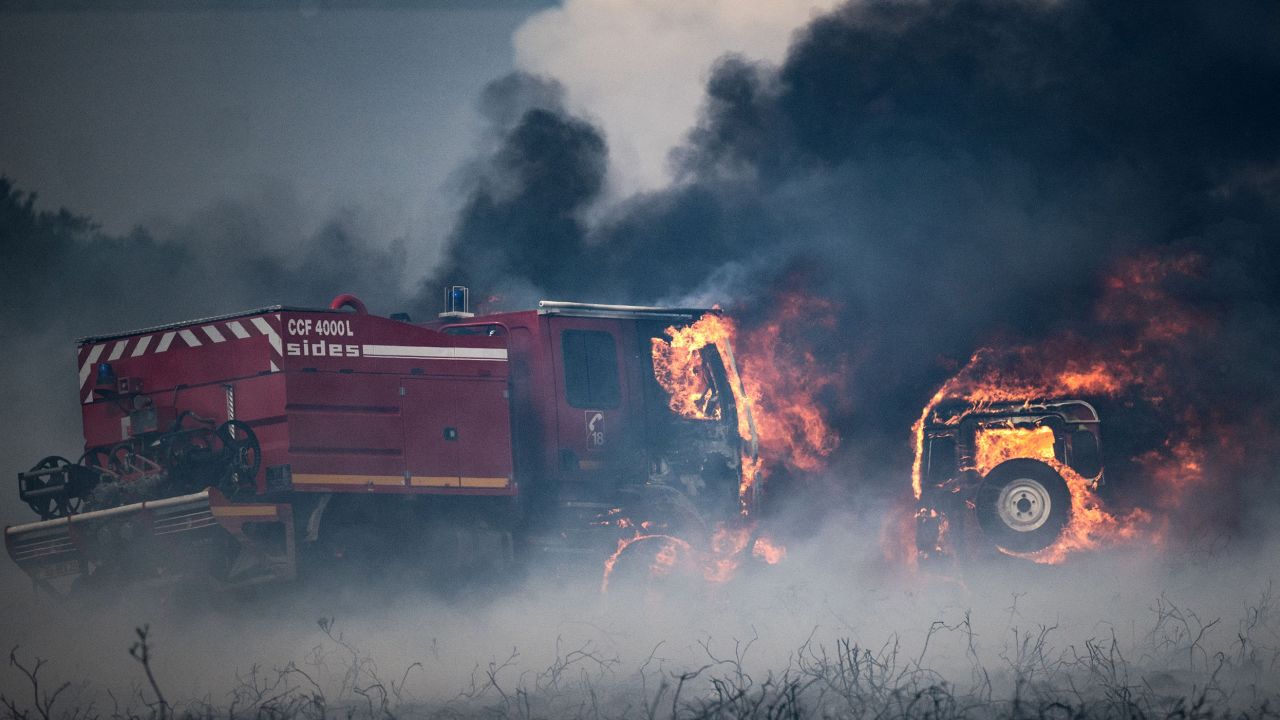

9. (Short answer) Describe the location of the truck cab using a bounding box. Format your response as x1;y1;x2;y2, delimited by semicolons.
433;301;747;558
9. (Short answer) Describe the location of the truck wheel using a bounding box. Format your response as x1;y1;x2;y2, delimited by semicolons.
602;534;699;595
24;456;72;519
975;458;1072;554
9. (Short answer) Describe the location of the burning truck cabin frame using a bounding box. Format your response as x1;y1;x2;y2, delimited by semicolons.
915;399;1104;562
6;292;752;593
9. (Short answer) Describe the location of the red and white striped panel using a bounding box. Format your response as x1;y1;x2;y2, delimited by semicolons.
79;314;282;403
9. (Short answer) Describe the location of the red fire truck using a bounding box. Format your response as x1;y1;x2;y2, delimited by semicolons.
7;290;752;592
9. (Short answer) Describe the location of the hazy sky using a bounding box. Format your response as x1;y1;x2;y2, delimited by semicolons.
0;6;538;254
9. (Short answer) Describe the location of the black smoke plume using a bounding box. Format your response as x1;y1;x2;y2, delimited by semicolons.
419;75;607;308
424;0;1280;528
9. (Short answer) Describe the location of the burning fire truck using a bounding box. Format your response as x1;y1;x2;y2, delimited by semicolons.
7;289;755;592
914;399;1105;562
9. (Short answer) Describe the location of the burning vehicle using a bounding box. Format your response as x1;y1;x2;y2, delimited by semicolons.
906;253;1224;567
6;289;761;593
913;399;1104;563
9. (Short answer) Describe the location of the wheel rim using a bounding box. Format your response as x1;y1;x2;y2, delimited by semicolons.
994;477;1054;533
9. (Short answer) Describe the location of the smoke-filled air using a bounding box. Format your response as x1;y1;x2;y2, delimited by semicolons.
1;1;1279;718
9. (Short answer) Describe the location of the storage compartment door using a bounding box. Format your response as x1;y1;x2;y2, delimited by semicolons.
401;377;512;490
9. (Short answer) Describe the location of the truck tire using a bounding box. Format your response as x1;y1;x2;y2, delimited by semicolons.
603;534;699;596
23;456;71;519
975;458;1072;554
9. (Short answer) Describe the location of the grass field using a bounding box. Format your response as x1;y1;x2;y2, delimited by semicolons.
3;536;1277;720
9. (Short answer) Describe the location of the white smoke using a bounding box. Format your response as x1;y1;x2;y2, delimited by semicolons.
512;0;841;199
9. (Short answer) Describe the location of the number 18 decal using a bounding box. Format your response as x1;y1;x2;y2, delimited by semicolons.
585;411;606;449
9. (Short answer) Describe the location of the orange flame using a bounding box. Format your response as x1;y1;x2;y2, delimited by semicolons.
704;524;753;582
628;292;832;587
735;295;843;475
600;533;695;593
651;312;759;499
601;522;787;591
751;535;787;564
651;293;843;504
910;250;1211;564
1010;458;1151;565
651;316;733;422
972;425;1057;472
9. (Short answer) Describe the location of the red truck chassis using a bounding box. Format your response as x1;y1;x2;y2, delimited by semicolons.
7;294;749;593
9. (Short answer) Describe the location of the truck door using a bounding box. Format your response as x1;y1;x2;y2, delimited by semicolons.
548;318;639;499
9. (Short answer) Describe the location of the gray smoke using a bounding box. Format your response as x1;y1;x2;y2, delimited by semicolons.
423;0;1280;528
0;179;411;535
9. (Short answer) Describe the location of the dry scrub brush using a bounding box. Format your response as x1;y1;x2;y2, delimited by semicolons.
3;590;1280;720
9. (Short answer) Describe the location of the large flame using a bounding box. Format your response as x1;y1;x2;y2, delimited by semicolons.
972;425;1057;472
910;251;1212;564
734;294;844;475
625;292;843;587
651;315;734;422
651;294;843;502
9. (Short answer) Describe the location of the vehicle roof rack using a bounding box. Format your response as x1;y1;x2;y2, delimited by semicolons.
928;399;1101;427
535;301;718;321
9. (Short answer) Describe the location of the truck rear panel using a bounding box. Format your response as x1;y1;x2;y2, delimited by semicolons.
75;306;514;495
